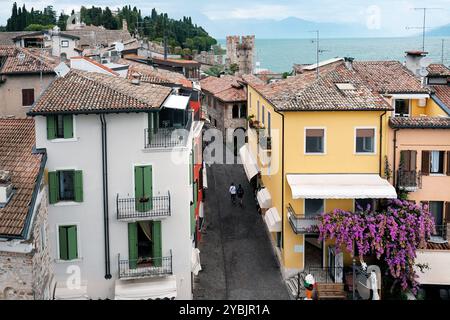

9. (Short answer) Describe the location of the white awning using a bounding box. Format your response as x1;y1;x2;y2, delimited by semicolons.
415;250;450;285
264;207;282;232
114;276;177;300
286;174;397;199
202;162;208;189
257;188;272;209
191;247;202;275
53;281;89;300
192;121;204;138
239;144;259;181
163;94;190;110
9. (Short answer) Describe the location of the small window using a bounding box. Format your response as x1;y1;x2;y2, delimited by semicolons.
262;106;265;124
394;99;410;117
305;128;325;154
429;201;444;227
430;151;445;174
257;101;260;121
61;40;69;48
232;104;239;118
305;199;324;217
355;128;375;153
47;115;73;140
240;104;247;118
59;170;75;201
214;119;217;127
58;225;78;260
267;112;271;134
22;89;34;106
48;170;83;204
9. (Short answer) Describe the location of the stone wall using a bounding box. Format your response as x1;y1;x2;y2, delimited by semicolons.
0;185;52;300
225;35;255;75
203;93;224;134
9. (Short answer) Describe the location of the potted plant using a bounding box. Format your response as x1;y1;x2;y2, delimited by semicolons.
138;196;150;203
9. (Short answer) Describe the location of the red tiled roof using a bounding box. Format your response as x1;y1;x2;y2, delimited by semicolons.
200;75;246;102
389;116;450;129
432;85;450;110
353;61;429;94
0;119;43;237
0;46;54;75
254;61;391;111
427;64;450;77
29;70;171;114
153;57;200;67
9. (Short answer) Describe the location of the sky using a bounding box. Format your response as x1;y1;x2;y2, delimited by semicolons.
1;0;450;38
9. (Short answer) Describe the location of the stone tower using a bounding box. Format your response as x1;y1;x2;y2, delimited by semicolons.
226;35;255;75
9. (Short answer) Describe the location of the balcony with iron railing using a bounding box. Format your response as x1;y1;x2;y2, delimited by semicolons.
116;192;171;221
287;203;320;234
397;170;422;191
118;251;173;280
429;224;448;242
144;110;193;149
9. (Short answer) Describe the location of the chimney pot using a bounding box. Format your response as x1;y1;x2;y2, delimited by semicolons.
344;57;354;70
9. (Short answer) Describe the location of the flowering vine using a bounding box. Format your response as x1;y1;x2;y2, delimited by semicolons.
318;199;435;293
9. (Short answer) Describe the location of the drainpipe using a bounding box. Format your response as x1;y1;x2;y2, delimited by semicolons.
100;114;112;279
379;111;386;176
392;129;399;187
273;108;285;249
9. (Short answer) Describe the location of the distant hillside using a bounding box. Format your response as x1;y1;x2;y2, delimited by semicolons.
427;24;450;36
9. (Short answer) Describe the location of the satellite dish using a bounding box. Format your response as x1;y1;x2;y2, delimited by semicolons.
420;57;433;68
418;68;429;77
114;42;125;53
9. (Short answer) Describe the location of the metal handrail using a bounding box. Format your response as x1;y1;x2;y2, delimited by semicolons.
287;203;320;234
397;170;422;189
144;110;193;148
118;253;173;279
116;192;171;220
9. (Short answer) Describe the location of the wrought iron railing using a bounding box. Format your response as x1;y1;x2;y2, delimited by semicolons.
118;251;173;279
144;111;193;148
430;224;448;240
116;192;171;221
307;266;346;283
287;203;320;234
397;170;422;190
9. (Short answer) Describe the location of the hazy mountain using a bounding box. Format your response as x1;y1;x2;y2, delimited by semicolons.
198;16;390;39
427;24;450;36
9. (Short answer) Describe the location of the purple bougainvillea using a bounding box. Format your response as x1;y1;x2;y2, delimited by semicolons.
318;199;435;293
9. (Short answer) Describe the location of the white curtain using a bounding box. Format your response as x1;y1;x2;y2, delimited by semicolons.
431;151;440;173
138;222;152;242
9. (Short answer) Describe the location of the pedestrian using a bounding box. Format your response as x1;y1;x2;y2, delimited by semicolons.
229;183;237;204
237;184;244;207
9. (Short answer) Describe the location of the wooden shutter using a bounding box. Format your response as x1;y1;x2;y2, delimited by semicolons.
421;151;430;175
48;171;59;204
128;223;138;269
447;151;450;176
152;221;162;267
410;150;417;171
134;166;144;212
22;89;34;106
143;166;153;211
59;226;68;260
445;202;450;224
400;150;410;171
46;116;56;140
67;226;78;260
74;170;83;202
63;115;73;139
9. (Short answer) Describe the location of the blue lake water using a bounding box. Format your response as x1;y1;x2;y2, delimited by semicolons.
218;37;450;73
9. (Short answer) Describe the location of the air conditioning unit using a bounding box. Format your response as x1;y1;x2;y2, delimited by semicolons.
418;98;426;107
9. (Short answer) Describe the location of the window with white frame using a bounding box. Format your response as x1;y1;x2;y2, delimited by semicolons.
430;151;445;174
61;40;69;48
305;128;325;154
394;99;410;117
355;128;375;153
305;199;324;217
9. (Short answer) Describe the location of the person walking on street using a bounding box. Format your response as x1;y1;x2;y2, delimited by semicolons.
237;184;244;207
229;183;237;204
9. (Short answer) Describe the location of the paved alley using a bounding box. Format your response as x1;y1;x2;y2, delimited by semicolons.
194;162;290;300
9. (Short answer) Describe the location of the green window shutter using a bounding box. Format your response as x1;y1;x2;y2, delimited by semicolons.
189;152;193;184
143;165;153;211
134;166;153;212
59;226;68;260
47;115;56;140
63;115;73;139
152;221;162;267
135;166;144;212
67;226;78;260
190;203;196;236
128;223;138;269
74;170;83;202
48;171;59;204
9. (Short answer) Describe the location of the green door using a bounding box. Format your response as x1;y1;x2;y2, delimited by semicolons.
152;221;162;267
128;222;138;269
134;165;153;212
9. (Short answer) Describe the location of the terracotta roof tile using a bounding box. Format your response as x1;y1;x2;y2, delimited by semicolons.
200;75;246;102
0;46;54;74
389;116;450;129
432;85;450;110
0;119;43;237
427;64;450;77
353;61;429;94
29;70;172;114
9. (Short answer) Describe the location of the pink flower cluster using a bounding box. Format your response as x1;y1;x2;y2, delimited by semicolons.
318;199;435;293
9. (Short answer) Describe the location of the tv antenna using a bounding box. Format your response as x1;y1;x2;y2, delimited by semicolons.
309;30;329;79
406;7;443;52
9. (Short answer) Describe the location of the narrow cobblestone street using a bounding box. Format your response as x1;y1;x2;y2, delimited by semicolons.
194;162;290;300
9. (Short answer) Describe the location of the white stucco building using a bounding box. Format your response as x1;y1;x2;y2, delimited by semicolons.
28;69;199;299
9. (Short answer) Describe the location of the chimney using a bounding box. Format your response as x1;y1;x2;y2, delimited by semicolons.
0;170;13;205
404;50;428;77
122;19;128;31
131;72;141;85
344;57;354;70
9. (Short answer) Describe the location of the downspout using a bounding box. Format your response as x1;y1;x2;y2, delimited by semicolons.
273;108;285;249
379;111;386;176
392;129;399;187
100;114;112;279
